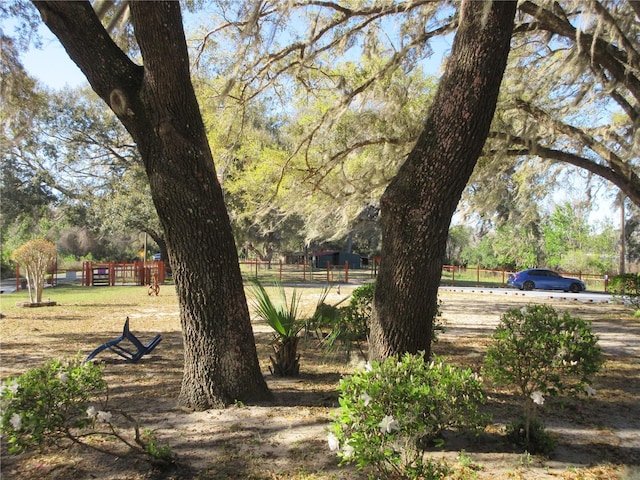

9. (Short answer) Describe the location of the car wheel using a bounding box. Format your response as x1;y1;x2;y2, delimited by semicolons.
523;281;534;291
569;283;582;293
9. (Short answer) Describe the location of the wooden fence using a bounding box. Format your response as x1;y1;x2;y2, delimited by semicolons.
238;259;377;284
241;261;610;292
441;265;609;292
12;259;610;292
81;261;167;286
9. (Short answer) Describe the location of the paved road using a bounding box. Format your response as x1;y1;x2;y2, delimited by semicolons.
439;285;612;303
0;279;18;294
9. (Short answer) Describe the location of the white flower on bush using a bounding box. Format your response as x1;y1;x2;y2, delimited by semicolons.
378;415;399;433
531;390;545;406
0;382;17;411
57;371;69;384
343;442;355;458
584;385;597;397
87;406;97;419
360;392;372;406
327;432;340;451
96;410;113;423
364;362;373;372
9;413;22;431
2;381;19;396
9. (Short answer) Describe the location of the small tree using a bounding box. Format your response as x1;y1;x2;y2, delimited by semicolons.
484;304;603;453
12;239;57;304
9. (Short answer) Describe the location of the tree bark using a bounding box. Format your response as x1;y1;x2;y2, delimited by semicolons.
369;0;517;361
32;0;271;408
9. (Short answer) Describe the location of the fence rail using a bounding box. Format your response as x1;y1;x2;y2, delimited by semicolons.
239;260;377;285
12;260;610;293
80;261;167;287
240;262;609;292
441;265;609;292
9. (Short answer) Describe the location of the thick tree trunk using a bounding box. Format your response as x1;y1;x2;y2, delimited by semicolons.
33;1;271;408
369;0;517;361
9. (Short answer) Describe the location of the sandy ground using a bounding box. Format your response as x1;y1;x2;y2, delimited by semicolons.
1;286;639;479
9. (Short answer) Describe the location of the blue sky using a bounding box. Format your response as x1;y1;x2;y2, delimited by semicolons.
22;29;86;89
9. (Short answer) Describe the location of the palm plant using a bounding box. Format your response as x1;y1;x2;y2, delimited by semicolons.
249;280;305;376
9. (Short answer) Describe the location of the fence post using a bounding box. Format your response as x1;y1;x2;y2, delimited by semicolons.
159;260;165;283
279;259;283;282
452;266;455;286
476;265;480;286
327;263;331;283
87;262;91;286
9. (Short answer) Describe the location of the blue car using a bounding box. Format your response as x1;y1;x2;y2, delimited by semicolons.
507;268;586;293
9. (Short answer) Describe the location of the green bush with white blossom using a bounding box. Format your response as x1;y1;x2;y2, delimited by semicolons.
329;353;488;479
0;357;172;462
1;357;106;453
484;304;604;453
608;273;640;310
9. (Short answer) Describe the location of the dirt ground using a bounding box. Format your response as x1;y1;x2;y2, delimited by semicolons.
1;285;640;479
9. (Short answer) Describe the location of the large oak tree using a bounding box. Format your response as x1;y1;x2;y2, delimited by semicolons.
26;0;530;376
32;1;271;409
369;0;517;360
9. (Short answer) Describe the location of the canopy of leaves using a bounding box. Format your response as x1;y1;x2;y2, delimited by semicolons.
189;0;451;245
476;0;640;223
4;0;636;266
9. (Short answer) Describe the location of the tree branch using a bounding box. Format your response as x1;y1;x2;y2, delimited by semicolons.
490;132;640;206
31;1;143;108
518;1;640;103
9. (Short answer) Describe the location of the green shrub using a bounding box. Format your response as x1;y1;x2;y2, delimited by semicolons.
329;353;487;479
249;280;306;376
0;357;172;463
0;357;107;453
484;304;603;453
340;282;376;340
311;283;373;359
608;273;640;310
314;283;445;360
505;417;556;455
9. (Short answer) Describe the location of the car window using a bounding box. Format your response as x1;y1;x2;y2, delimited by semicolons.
530;270;543;276
548;271;560;278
